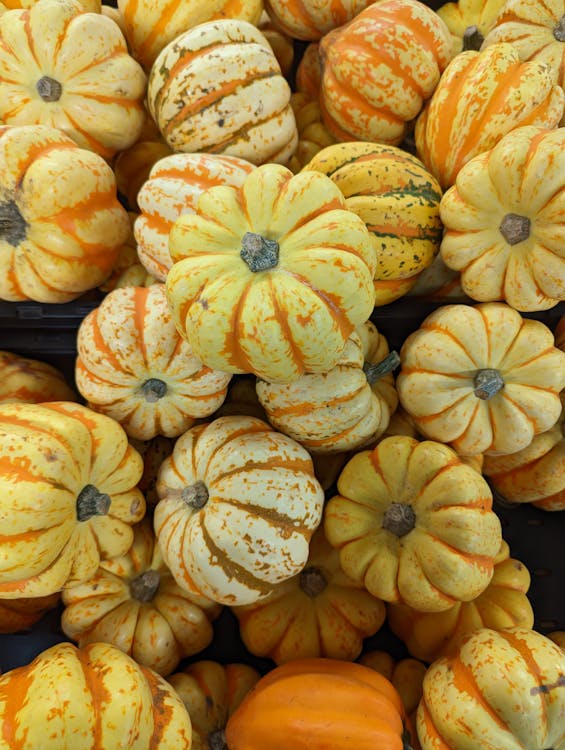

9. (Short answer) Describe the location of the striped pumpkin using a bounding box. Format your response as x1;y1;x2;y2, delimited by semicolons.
264;0;376;40
134;152;255;281
0;402;145;598
0;125;130;303
436;0;507;54
302;141;443;305
147;19;297;166
154;416;325;606
318;0;453;146
75;284;232;441
0;351;76;404
415;42;565;190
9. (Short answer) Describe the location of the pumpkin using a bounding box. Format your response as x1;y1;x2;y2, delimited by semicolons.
225;657;413;750
318;0;453;146
166;163;376;383
264;0;376;40
0;0;147;159
61;518;222;676
0;401;145;598
417;627;565;750
302;141;444;306
324;435;502;612
101;3;126;32
0;593;60;634
134;152;255;282
387;540;534;662
75;284;232;441
129;436;175;508
117;0;263;71
439;126;565;311
258;10;294;76
256;320;398;453
436;0;507;54
154;415;325;606
113;141;173;213
168;661;260;750
0;641;192;747
0;351;76;404
98;213;157;292
286;92;336;173
406;254;467;302
147;20;297;166
415;42;564;190
295;41;321;99
0;124;130;303
232;526;386;664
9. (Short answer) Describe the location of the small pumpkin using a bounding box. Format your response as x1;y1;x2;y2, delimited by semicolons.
436;0;507;54
0;593;60;634
232;526;386;664
286;92;336;174
154;416;325;606
324;435;502;612
264;0;376;40
0;351;76;404
396;302;565;456
406;254;467;302
113;141;173;213
99;212;157;292
295;41;321;99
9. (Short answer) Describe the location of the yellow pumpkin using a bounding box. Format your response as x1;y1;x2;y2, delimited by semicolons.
0;402;145;598
154;416;325;606
0;350;76;403
324;436;502;612
166;163;376;383
75;284;232;441
147;20;297;166
232;526;386;664
387;540;534;662
1;0;100;9
396;302;565;456
436;0;507;54
61;519;222;676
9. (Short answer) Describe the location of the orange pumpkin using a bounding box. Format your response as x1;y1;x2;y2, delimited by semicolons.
0;593;60;634
0;351;76;404
265;0;377;40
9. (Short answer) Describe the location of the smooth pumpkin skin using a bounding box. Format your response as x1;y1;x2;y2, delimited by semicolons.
232;526;386;664
0;641;193;749
166;163;376;383
0;351;76;404
225;657;410;750
396;302;565;456
264;0;376;40
417;628;565;750
436;0;507;54
0;402;145;598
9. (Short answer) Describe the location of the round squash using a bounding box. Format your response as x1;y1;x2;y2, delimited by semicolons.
0;401;145;598
0;641;192;747
406;254;467;302
417;627;565;750
166;162;376;383
232;526;386;664
264;0;377;40
0;351;76;404
0;124;130;303
147;19;297;166
324;435;502;612
396;302;565;456
436;0;507;54
154;415;325;606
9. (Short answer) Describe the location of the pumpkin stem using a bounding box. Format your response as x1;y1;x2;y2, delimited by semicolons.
474;368;504;400
76;484;111;522
181;480;209;509
140;378;168;402
462;25;484;51
208;729;227;750
553;13;565;41
363;350;401;384
129;569;161;602
382;503;416;537
499;213;530;245
300;566;328;597
240;232;279;272
0;199;28;246
36;75;63;102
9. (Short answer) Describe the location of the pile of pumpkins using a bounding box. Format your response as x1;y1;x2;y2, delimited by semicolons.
0;0;564;746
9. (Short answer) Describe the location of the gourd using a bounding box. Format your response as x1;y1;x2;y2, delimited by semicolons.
436;0;507;54
0;351;76;403
264;0;377;40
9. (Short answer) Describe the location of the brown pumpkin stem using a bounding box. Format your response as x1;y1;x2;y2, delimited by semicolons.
240;232;279;272
0;200;28;246
182;480;209;509
208;729;227;750
129;569;161;602
474;368;504;400
36;75;63;102
363;350;401;384
76;484;111;522
382;503;416;537
299;566;328;597
553;14;565;41
499;213;531;245
140;378;168;402
462;25;484;51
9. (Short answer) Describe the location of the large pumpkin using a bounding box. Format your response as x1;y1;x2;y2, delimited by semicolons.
417;628;565;750
154;416;325;606
0;641;192;747
166;163;376;383
0;402;145;598
324;436;502;612
0;124;130;303
396;302;565;456
0;351;76;404
147;20;297;166
0;0;147;159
